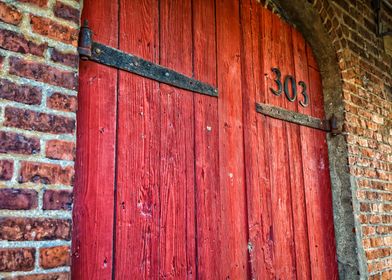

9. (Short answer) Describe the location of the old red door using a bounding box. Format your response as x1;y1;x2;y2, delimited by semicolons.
73;0;338;279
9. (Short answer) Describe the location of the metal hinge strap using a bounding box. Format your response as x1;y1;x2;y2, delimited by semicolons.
256;102;340;135
78;21;218;97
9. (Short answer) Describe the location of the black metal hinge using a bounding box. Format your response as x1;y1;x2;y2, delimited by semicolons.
256;103;340;135
78;20;218;97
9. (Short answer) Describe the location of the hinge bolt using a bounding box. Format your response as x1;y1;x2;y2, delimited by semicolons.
78;19;92;59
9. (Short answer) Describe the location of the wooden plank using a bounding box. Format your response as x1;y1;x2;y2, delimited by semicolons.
114;0;160;279
257;7;276;278
72;0;118;279
159;0;197;278
192;0;221;279
263;9;297;279
302;45;338;280
240;1;271;279
216;0;249;278
290;27;312;280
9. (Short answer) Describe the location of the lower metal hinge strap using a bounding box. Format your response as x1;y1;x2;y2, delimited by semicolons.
256;102;334;132
78;21;218;97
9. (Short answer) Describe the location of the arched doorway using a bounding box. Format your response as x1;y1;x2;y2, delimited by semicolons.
73;0;339;278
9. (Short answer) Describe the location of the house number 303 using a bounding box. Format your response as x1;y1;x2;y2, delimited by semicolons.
269;67;309;107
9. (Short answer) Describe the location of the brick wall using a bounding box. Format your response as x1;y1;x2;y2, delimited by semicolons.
0;0;80;279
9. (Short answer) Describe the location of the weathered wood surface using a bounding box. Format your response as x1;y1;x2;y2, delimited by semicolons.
114;0;160;278
193;0;221;278
72;0;118;279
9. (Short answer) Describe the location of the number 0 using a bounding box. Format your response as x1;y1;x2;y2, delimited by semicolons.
284;75;297;102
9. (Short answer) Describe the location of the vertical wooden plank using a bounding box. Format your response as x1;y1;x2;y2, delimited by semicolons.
261;8;297;279
159;0;196;278
192;0;221;279
216;0;249;278
240;1;272;279
301;45;338;280
286;27;312;280
257;7;276;278
114;0;160;279
72;0;118;279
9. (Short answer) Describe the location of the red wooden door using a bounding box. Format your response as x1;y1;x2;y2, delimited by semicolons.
73;0;338;279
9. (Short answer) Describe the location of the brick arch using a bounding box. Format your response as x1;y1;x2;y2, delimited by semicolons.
268;0;367;279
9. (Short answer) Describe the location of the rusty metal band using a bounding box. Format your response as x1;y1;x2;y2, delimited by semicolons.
88;42;218;97
77;22;217;97
255;102;331;132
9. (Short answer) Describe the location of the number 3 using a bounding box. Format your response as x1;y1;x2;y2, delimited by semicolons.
298;81;309;107
270;68;282;96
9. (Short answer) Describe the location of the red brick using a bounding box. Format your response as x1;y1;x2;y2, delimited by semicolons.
46;140;75;160
0;29;47;57
0;248;35;272
17;0;48;7
0;131;40;155
30;15;78;46
382;270;392;280
4;107;76;134
43;190;73;210
0;189;38;210
4;273;70;280
40;246;70;269
9;57;78;90
54;1;80;24
51;48;79;68
0;218;71;241
367;248;392;260
0;160;13;181
0;2;22;26
19;161;74;186
369;274;381;280
0;79;42;105
47;92;77;112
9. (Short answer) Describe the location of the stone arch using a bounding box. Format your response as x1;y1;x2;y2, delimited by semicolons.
267;0;367;279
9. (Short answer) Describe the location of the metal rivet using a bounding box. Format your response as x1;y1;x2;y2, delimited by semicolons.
95;48;101;54
165;72;170;77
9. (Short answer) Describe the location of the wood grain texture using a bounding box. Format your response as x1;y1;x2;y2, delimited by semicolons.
192;0;221;279
72;0;118;279
240;1;271;279
265;10;297;280
159;0;197;278
114;0;160;279
257;7;277;278
216;0;249;278
290;27;312;280
302;45;338;280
